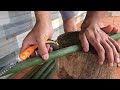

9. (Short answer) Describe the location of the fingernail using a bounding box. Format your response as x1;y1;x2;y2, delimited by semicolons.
42;54;49;60
99;61;103;65
109;63;113;67
116;58;120;63
84;48;88;52
49;47;53;52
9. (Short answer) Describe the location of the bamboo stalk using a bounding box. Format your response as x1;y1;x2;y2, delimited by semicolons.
22;65;40;79
39;61;56;79
32;59;55;79
111;33;120;40
3;33;120;76
46;60;58;79
4;45;80;75
45;64;57;79
8;71;21;79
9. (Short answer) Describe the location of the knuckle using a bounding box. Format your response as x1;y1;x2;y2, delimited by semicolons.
110;43;115;49
115;42;119;46
112;39;118;45
92;40;99;46
99;48;105;54
107;47;113;52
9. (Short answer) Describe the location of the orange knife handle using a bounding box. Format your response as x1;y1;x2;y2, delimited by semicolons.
19;40;59;61
19;45;38;61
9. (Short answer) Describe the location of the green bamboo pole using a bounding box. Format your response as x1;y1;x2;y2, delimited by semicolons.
39;61;56;79
111;33;120;40
42;60;57;79
8;71;21;79
3;33;120;76
8;65;39;79
22;65;40;79
4;45;80;76
45;63;57;79
44;60;57;79
32;59;55;79
45;67;57;79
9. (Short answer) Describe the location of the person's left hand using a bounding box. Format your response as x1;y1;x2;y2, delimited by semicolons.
79;22;120;66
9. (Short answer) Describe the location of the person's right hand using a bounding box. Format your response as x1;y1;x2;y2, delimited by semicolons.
20;23;54;60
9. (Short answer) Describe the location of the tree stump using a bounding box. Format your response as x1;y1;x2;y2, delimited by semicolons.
56;31;120;79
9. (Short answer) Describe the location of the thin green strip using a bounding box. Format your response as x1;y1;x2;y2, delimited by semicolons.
32;59;55;79
39;62;56;79
45;65;57;79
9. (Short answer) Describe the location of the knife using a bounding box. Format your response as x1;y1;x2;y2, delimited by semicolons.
0;40;59;77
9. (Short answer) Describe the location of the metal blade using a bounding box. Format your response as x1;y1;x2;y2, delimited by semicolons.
0;73;13;79
0;54;21;77
0;59;19;77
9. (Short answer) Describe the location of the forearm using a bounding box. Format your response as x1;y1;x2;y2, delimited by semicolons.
82;11;107;28
35;11;52;26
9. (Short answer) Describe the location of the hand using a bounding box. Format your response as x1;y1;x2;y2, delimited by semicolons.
79;23;120;66
20;23;53;60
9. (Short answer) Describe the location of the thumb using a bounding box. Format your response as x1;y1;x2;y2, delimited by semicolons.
37;40;49;60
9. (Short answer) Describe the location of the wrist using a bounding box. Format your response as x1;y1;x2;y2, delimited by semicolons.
83;16;103;26
81;18;104;29
35;11;52;28
36;20;52;28
85;11;107;22
81;11;107;29
81;19;100;29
